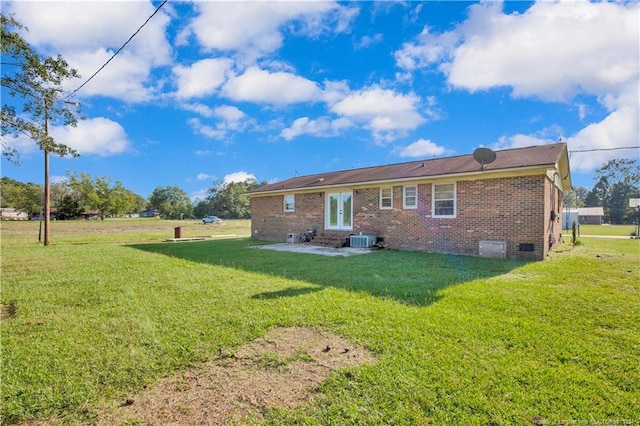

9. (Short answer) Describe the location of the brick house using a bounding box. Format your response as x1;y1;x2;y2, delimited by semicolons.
247;143;571;260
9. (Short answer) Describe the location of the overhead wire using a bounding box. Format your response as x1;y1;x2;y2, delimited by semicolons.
569;146;639;153
68;0;168;97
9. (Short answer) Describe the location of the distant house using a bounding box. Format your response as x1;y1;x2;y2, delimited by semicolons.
0;208;29;220
30;208;58;221
80;211;100;220
139;208;160;218
247;143;571;260
577;207;605;225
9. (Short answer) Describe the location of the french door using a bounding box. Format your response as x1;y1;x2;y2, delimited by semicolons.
325;192;352;230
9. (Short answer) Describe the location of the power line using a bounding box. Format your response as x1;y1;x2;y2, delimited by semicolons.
69;0;168;96
569;146;639;153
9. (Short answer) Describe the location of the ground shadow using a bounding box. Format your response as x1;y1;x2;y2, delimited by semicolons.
129;239;528;307
252;286;323;300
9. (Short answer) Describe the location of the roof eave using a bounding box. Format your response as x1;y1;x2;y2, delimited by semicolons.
247;164;558;197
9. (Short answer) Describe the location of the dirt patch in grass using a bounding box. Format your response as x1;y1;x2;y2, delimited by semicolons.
100;326;377;425
0;301;16;321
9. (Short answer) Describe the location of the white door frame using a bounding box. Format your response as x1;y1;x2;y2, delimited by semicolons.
325;191;353;231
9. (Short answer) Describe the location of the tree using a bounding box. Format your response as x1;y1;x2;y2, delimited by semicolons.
1;13;82;162
57;194;82;219
589;158;640;224
128;192;148;214
205;178;265;219
0;177;41;215
192;199;210;219
563;186;588;209
66;172;136;220
108;183;146;217
50;180;74;209
67;172;109;219
2;13;83;244
148;186;192;219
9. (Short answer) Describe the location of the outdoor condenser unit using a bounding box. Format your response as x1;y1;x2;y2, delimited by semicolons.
350;235;377;248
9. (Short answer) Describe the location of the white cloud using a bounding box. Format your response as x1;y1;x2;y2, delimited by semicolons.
395;139;446;158
222;67;322;105
492;134;552;152
280;116;351;140
281;117;326;140
187;118;225;140
195;150;226;158
6;1;173;102
186;2;356;62
394;26;457;71
214;105;246;127
566;90;640;172
50;117;130;156
446;1;639;101
64;49;159;102
321;80;352;105
577;104;587;121
182;103;215;118
223;171;256;185
187;106;251;140
395;0;640;173
173;58;234;99
197;173;214;181
354;33;383;50
330;86;426;142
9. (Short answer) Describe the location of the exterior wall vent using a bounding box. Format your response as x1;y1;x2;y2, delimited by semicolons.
350;235;377;248
479;240;506;258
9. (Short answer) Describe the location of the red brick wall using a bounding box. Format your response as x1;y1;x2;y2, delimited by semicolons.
251;174;559;259
544;175;564;257
251;192;325;241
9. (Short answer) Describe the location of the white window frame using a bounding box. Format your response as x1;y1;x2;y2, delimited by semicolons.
403;185;417;209
432;182;456;218
283;194;295;212
380;187;393;210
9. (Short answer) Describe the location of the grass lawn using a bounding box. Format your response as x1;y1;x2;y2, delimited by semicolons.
1;219;639;424
564;224;638;237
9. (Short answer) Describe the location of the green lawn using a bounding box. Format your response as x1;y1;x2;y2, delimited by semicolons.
1;219;639;424
565;224;638;237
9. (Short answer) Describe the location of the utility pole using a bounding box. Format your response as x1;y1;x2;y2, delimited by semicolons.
41;98;79;246
43;98;51;245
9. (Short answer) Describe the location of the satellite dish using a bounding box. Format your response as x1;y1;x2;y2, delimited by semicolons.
473;147;497;170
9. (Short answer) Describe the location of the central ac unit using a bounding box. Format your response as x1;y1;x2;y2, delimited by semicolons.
350;235;377;248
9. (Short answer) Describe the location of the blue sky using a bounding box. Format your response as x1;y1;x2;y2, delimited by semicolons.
2;0;639;202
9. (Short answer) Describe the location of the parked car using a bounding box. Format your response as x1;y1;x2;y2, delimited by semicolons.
202;215;222;224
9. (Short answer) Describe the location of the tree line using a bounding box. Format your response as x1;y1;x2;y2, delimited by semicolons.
0;174;265;220
563;158;640;224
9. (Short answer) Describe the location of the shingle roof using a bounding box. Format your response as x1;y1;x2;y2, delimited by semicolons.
249;143;569;195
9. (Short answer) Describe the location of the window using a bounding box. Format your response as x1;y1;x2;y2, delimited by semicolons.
403;185;417;209
380;187;393;209
433;183;456;217
283;194;294;212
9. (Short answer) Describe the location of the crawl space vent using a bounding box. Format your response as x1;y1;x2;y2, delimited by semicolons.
479;240;506;258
